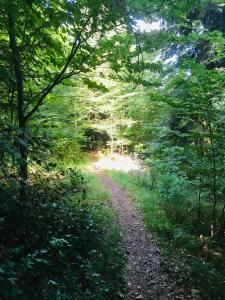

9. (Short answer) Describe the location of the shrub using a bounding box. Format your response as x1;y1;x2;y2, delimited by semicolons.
0;170;124;300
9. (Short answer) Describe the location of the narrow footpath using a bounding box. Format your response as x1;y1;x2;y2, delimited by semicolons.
92;158;184;300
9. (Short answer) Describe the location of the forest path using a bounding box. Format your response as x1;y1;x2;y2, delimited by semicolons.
90;155;184;300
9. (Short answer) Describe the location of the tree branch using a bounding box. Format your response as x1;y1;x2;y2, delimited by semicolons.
25;16;92;122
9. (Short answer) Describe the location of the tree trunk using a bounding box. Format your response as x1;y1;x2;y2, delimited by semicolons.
219;205;225;237
110;112;114;156
7;11;28;201
207;111;217;237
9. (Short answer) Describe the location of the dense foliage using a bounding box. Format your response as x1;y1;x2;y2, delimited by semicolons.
104;1;225;298
0;169;125;299
0;0;127;199
1;0;225;298
125;0;225;239
0;1;127;299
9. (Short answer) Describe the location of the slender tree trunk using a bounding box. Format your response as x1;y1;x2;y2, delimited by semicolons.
7;11;28;201
210;142;217;237
197;177;202;231
219;205;225;236
110;116;114;156
110;103;114;156
8;85;15;123
207;111;217;237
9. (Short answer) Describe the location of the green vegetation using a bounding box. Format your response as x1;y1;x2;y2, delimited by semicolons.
0;168;125;299
1;0;225;298
107;170;225;299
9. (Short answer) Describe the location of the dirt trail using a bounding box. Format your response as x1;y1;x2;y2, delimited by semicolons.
92;160;184;299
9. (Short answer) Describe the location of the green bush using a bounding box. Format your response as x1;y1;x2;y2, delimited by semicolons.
0;170;125;300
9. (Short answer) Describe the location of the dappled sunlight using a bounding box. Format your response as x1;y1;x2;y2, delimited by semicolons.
93;153;142;173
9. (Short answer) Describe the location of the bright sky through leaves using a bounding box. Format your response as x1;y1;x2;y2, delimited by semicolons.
135;19;161;32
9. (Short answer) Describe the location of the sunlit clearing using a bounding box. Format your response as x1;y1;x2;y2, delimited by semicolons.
94;154;141;173
134;19;161;33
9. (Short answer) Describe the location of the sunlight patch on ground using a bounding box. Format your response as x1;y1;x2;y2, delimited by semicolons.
93;154;141;173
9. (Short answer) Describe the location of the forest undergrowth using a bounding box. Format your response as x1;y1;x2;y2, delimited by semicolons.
107;169;225;299
0;162;125;300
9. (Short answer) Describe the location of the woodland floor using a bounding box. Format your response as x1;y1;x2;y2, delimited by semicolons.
90;155;185;300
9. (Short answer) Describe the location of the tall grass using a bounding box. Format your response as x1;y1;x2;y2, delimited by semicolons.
107;170;225;299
